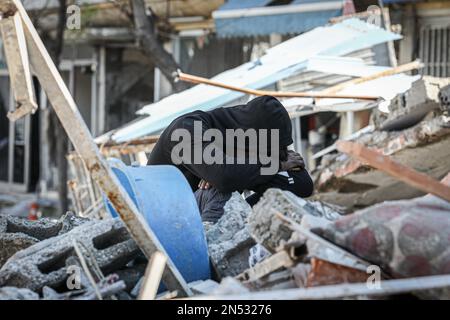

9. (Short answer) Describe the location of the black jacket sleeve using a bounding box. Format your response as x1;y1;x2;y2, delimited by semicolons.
246;169;314;206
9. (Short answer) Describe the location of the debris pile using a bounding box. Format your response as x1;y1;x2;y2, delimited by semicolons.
2;72;450;300
206;193;255;278
196;75;450;300
206;174;450;300
1;180;450;300
311;77;450;213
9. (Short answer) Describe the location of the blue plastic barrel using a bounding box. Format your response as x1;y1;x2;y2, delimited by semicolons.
104;159;211;284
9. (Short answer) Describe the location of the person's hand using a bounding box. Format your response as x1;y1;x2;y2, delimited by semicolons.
280;150;305;172
198;179;211;190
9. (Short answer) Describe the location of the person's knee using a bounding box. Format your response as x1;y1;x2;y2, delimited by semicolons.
292;171;314;198
195;187;232;223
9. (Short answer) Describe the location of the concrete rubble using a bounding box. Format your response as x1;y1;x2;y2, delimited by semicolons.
0;74;449;300
377;76;450;131
0;212;89;267
249;189;341;252
312;115;450;212
206;192;255;279
202;77;450;300
1;0;450;302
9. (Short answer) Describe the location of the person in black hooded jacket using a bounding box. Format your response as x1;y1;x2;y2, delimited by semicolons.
148;95;313;223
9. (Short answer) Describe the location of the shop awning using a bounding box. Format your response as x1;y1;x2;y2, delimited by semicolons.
212;0;347;38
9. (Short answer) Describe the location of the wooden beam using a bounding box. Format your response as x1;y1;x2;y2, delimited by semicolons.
336;141;450;202
139;251;168;300
177;71;380;101
11;0;192;296
0;12;37;121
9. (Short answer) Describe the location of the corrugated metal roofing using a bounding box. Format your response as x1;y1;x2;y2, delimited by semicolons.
96;19;402;144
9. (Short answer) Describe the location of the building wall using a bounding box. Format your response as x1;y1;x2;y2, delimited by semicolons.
396;1;450;77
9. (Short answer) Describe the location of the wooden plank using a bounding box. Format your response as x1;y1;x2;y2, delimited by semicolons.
0;12;37;121
139;251;168;300
336;140;450;202
189;274;450;300
237;250;294;282
10;0;192;296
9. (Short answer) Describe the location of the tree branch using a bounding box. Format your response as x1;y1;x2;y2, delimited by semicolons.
130;0;188;92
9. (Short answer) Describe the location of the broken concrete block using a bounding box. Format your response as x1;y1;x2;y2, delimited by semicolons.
0;287;39;300
248;189;340;252
0;212;90;268
206;192;254;279
381;76;450;131
0;218;139;293
58;212;91;235
211;277;250;295
0;233;38;267
249;189;303;252
0;215;61;240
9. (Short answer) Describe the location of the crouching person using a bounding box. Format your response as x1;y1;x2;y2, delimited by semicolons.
147;95;314;224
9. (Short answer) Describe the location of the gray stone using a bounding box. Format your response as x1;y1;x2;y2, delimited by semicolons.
248;189;340;252
381;76;450;131
58;212;91;235
0;212;90;268
0;218;139;292
248;189;307;252
206;192;254;279
0;287;39;300
0;233;38;267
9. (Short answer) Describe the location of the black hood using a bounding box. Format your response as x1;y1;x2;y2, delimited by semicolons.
206;95;293;148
